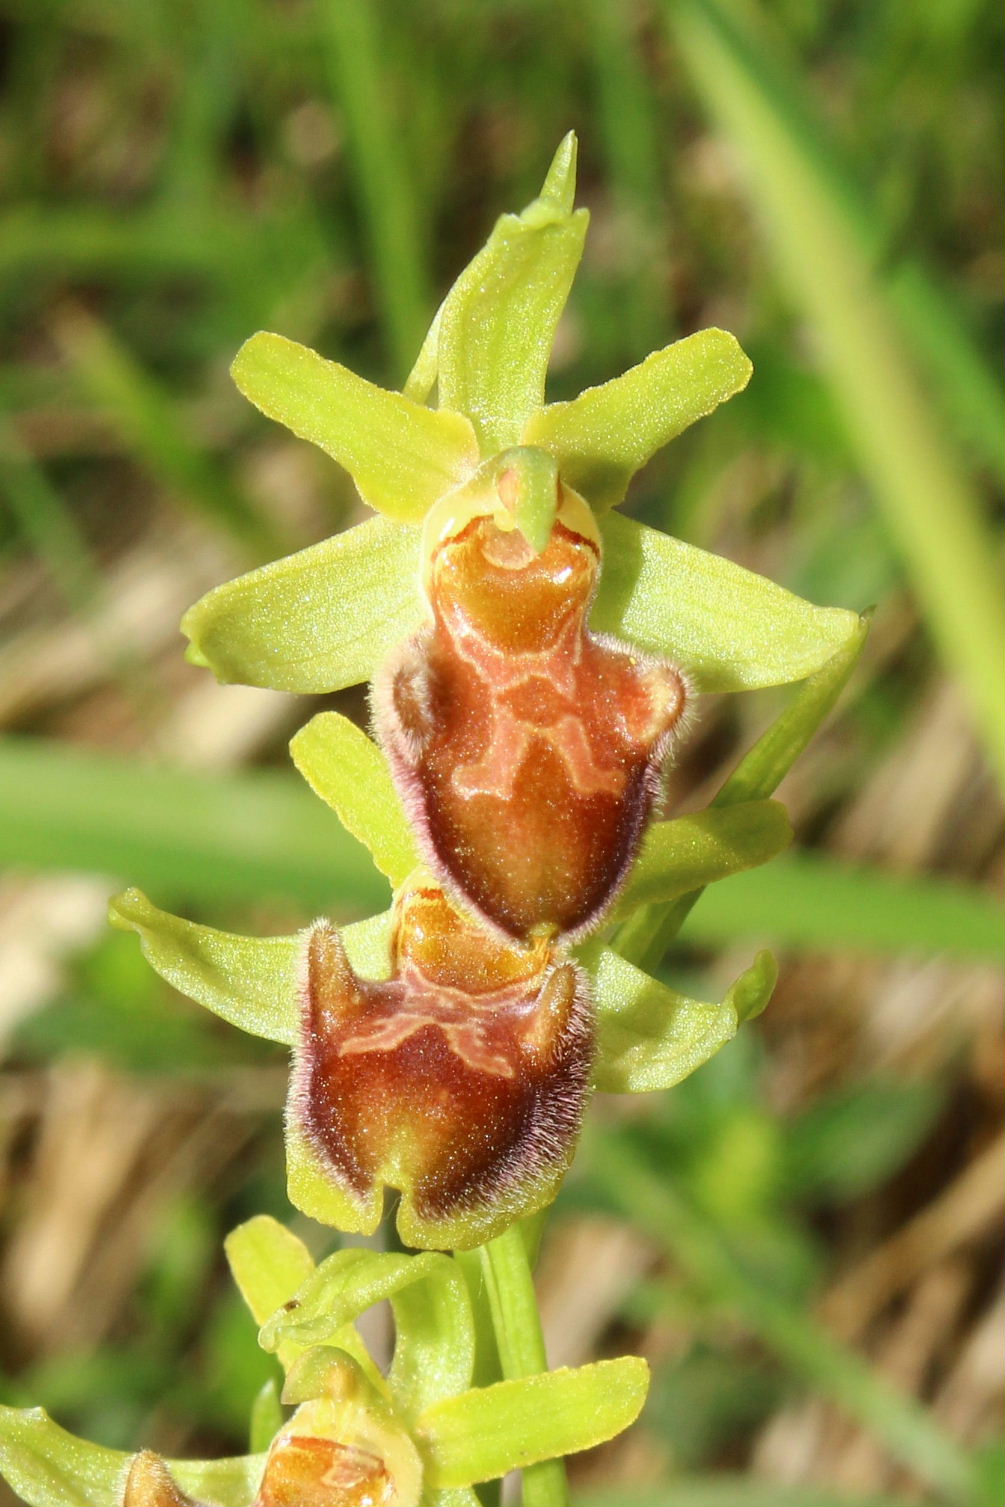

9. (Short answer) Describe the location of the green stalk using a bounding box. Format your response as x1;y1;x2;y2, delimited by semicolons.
480;1224;568;1507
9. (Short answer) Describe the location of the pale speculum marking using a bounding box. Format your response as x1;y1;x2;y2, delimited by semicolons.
437;577;626;802
337;963;520;1079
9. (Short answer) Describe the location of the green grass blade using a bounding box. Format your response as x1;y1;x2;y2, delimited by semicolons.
319;0;431;377
668;0;1005;787
0;736;389;914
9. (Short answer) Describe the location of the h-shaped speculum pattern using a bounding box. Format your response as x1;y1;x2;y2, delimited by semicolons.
373;472;689;945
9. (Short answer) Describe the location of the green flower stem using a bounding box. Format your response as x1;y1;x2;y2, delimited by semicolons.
480;1224;568;1507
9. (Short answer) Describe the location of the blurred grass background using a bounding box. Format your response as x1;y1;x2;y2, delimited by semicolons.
0;1;1002;1503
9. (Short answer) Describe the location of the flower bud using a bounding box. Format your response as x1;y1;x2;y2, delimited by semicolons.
289;884;593;1248
374;476;688;942
122;1454;195;1507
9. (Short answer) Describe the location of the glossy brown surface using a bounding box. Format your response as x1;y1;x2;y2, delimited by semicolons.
292;885;593;1245
255;1434;394;1507
374;510;687;941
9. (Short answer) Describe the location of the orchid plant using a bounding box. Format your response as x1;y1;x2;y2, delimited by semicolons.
0;135;865;1507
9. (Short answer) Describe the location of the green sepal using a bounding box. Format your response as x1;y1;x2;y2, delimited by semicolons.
261;1248;475;1417
290;712;419;885
588;946;777;1093
225;1215;317;1379
614;800;792;919
428;1491;481;1507
593;511;861;691
231;333;478;524
181;514;424;693
0;1405;263;1507
524;328;752;510
247;1380;283;1457
418;1357;649;1489
108;888;394;1045
437;133;589;453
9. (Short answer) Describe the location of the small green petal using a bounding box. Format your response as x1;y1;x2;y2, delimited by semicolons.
593;511;861;691
108;889;393;1045
524;328;752;510
419;1358;649;1489
181;515;424;694
231;333;478;524
614;800;792;919
0;1405;262;1507
290;712;419;885
437;133;589;453
261;1249;475;1418
589;947;778;1093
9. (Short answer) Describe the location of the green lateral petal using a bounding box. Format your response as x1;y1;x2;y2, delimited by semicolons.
182;515;425;693
614;801;792;919
231;333;478;524
0;1405;263;1507
524;329;752;510
261;1249;474;1418
589;947;778;1093
419;1358;649;1489
592;511;860;691
290;712;419;885
437;134;589;453
109;889;394;1045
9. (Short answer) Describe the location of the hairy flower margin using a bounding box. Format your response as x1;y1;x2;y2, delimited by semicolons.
0;136;866;1506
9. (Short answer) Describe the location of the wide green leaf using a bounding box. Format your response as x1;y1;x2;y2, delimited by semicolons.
437;133;589;453
419;1358;649;1488
0;1406;262;1507
614;800;792;919
261;1248;475;1417
182;514;425;694
290;712;419;885
589;946;777;1093
593;511;860;691
109;888;394;1045
231;332;478;524
524;328;752;510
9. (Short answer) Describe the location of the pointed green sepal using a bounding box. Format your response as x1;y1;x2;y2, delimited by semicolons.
108;889;394;1045
593;511;861;690
418;1357;649;1489
224;1216;315;1368
181;514;424;693
0;1405;263;1507
261;1248;475;1417
437;133;589;453
589;946;777;1093
614;800;792;919
290;712;419;885
524;328;752;509
231;333;478;524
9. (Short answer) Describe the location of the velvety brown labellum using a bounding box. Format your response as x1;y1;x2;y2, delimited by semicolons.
373;501;688;942
291;885;593;1248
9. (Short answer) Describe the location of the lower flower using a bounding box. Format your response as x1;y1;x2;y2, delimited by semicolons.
288;882;594;1249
